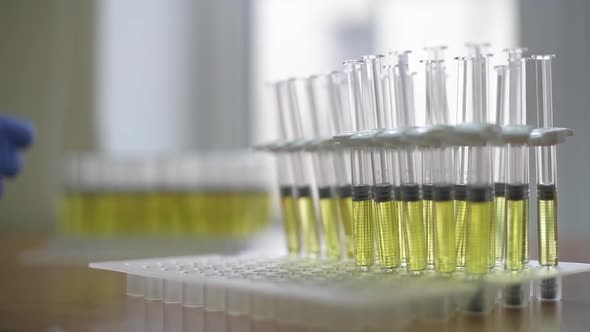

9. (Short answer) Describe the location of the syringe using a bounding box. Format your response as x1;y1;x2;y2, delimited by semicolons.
282;79;322;257
423;46;450;270
328;71;355;258
423;46;457;274
493;65;508;267
391;50;427;274
363;54;400;271
503;48;531;308
461;44;495;277
272;82;301;255
533;54;560;301
308;75;343;259
344;59;376;271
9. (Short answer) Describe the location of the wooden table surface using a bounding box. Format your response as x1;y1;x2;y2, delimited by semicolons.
1;232;589;331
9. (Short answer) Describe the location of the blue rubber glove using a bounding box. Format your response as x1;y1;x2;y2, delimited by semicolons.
0;115;34;195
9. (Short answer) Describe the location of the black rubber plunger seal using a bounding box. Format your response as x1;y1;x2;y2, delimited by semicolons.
337;185;352;198
504;284;526;307
538;184;557;200
422;184;433;200
352;185;372;201
297;186;312;198
433;184;453;201
505;184;529;200
467;185;493;202
279;186;293;197
494;182;506;197
393;186;402;200
453;184;467;201
373;183;394;202
318;186;332;199
401;184;421;201
540;277;558;300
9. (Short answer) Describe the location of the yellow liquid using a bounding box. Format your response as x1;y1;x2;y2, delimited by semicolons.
59;193;82;234
280;195;300;254
297;196;321;256
505;199;529;271
375;200;400;270
488;199;496;269
454;200;468;268
494;196;506;263
60;191;271;236
403;200;427;272
434;200;456;273
395;200;406;265
353;199;375;270
424;199;434;267
538;198;558;266
465;200;494;276
338;197;354;258
319;198;342;259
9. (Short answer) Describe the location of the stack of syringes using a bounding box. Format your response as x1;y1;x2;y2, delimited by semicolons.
258;45;574;307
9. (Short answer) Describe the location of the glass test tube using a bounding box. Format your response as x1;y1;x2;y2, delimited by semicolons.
363;54;400;271
329;71;355;258
392;51;427;273
424;50;456;274
533;54;560;301
460;48;495;277
493;65;508;266
282;79;321;257
273;82;300;255
344;59;376;270
309;75;343;259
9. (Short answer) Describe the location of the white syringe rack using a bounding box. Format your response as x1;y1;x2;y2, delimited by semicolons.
253;125;574;153
91;255;590;332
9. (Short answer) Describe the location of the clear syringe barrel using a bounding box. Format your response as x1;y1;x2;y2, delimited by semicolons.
534;55;557;185
494;66;508;185
344;60;374;188
328;71;353;186
533;55;560;301
363;55;393;186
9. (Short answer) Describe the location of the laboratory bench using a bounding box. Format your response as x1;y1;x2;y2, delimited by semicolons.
1;232;590;331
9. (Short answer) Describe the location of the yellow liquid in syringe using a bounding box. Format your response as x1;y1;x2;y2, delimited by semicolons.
297;187;321;257
352;185;374;270
454;185;468;269
433;185;456;273
538;185;558;266
494;192;506;264
319;188;342;259
374;184;400;270
465;187;494;276
338;194;354;258
280;187;300;254
401;185;427;273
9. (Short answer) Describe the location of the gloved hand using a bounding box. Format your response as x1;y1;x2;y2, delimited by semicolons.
0;115;34;195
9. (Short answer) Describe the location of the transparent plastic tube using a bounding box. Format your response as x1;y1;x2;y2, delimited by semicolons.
281;80;321;257
309;75;343;259
329;71;355;258
493;65;508;266
504;49;529;274
272;82;300;255
363;54;399;271
424;49;456;274
391;51;427;273
533;54;560;302
458;48;495;278
344;59;375;270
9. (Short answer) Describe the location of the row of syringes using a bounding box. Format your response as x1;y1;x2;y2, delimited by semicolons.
258;45;570;303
